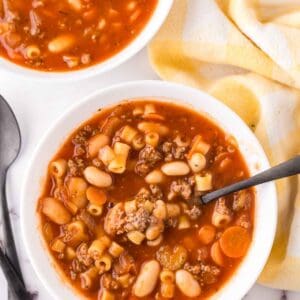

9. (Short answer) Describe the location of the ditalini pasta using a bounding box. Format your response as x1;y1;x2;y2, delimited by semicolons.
38;101;254;299
0;0;157;71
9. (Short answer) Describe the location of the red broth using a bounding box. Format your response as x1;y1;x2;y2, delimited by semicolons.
38;101;255;299
0;0;157;71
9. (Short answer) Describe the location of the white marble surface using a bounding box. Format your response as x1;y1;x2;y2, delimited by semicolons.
0;48;299;300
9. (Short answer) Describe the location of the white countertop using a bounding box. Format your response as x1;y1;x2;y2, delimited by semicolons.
0;48;299;300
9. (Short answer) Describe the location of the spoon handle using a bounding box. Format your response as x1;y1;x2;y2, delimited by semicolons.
0;245;32;300
201;155;300;204
0;169;24;282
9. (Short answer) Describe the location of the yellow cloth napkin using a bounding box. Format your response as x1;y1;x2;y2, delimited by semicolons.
148;0;300;291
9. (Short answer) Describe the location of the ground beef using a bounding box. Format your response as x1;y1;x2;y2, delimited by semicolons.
184;262;202;275
235;213;251;229
185;205;202;220
161;141;187;161
135;162;150;176
169;179;194;200
78;209;96;232
197;247;210;262
165;217;178;228
135;145;163;176
200;264;221;285
68;157;85;176
113;252;136;276
233;191;251;211
134;188;152;203
71;258;87;274
215;198;232;217
53;186;68;203
72;125;93;145
76;243;93;267
125;207;150;232
70;270;77;281
92;157;104;168
73;144;86;156
149;184;163;200
134;186;163;205
184;262;221;285
101;273;120;291
104;203;126;236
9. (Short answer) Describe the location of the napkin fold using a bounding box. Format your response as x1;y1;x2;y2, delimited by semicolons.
148;0;300;291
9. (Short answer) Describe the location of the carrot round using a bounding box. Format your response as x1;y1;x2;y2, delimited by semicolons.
86;187;107;206
198;225;216;245
210;241;225;267
219;226;250;258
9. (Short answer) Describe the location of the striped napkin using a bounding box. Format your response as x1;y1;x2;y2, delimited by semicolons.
148;0;300;291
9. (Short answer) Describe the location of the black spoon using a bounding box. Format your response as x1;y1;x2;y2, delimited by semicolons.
0;245;32;299
0;95;32;298
201;155;300;204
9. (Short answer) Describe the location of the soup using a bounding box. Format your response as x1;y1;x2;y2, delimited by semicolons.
0;0;157;71
38;101;254;299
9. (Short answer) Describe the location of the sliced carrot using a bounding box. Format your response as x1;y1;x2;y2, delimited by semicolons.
219;226;250;258
187;135;210;159
198;225;216;245
86;186;107;206
210;241;225;267
187;135;202;159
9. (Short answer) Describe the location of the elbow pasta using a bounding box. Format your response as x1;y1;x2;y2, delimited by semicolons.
0;0;158;71
38;101;254;299
87;203;103;216
95;253;112;272
80;267;99;290
50;159;67;178
88;238;110;260
108;242;124;257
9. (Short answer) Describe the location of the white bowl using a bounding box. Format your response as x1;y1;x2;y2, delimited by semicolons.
21;80;277;300
0;1;173;81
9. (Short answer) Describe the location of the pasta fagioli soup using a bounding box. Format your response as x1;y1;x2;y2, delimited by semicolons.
0;0;157;71
38;101;255;299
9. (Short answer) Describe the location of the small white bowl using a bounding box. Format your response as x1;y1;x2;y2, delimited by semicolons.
0;1;173;81
21;80;277;300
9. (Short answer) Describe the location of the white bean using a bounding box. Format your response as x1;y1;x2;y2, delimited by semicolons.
175;270;201;298
145;169;165;184
161;161;190;176
83;166;112;188
153;200;167;220
146;223;163;241
48;34;75;53
133;260;160;297
147;234;163;247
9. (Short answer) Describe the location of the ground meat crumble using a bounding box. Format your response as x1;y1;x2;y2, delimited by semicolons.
124;207;150;232
185;205;202;220
168;178;194;200
161;141;188;161
135;145;163;176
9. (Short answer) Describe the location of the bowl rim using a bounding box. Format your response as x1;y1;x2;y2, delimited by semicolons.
0;0;173;81
21;80;277;300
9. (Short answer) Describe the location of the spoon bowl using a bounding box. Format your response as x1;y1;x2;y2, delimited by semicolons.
0;95;24;286
0;95;21;168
